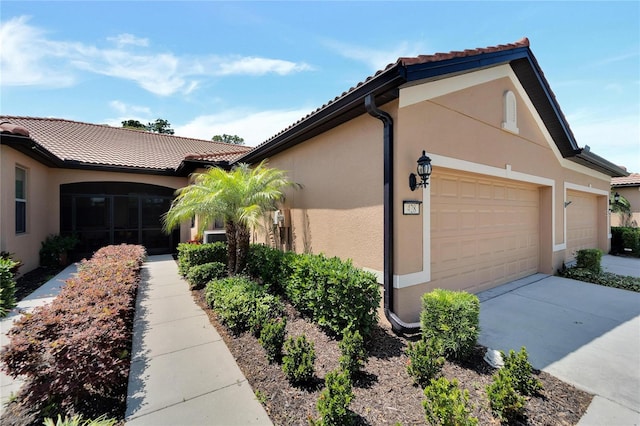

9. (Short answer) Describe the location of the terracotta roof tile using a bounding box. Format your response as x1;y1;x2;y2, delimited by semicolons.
0;116;250;170
248;38;531;153
184;150;250;163
612;173;640;186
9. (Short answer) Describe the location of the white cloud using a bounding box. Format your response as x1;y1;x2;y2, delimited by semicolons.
323;39;427;71
109;100;151;116
174;107;314;146
216;57;313;76
0;16;75;87
570;114;640;172
107;33;149;48
0;16;313;95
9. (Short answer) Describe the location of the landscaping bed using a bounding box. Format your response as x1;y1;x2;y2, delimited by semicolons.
191;288;593;425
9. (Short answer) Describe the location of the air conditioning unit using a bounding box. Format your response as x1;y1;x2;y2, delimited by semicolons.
203;230;226;244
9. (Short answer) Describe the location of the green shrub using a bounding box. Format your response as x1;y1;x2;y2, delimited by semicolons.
186;261;226;290
575;249;603;273
245;244;291;294
423;377;478;426
558;268;640;293
0;257;18;317
249;293;285;337
258;317;287;363
205;276;264;334
338;328;367;378
611;227;640;256
406;337;445;387
486;369;526;423
420;289;480;360
502;347;542;396
316;369;355;426
39;234;78;269
284;253;381;337
282;335;316;384
177;242;227;276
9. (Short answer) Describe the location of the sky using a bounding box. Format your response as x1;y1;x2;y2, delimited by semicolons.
1;1;639;172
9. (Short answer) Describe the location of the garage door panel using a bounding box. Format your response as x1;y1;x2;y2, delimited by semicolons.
566;190;598;261
431;170;540;293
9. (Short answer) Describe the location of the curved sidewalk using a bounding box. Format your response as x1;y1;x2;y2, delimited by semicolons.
125;255;272;425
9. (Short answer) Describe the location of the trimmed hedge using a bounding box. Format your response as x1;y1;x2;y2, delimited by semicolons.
177;242;227;276
420;289;480;360
0;244;146;414
245;245;381;338
0;257;18;317
205;276;283;335
611;227;640;256
186;261;227;290
575;249;602;273
285;253;381;338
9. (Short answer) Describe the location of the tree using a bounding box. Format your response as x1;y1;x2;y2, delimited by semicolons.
212;134;245;145
122;119;146;130
147;118;175;134
162;161;299;274
611;192;635;227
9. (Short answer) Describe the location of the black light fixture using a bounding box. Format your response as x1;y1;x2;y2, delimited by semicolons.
409;150;432;191
610;192;621;205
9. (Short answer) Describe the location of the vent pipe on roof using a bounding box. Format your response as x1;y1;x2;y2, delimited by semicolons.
364;94;420;335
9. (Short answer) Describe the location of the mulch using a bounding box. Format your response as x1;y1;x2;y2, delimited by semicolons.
191;289;593;425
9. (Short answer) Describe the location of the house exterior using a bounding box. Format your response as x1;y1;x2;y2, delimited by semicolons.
0;118;250;273
611;173;640;227
1;38;628;333
236;38;627;331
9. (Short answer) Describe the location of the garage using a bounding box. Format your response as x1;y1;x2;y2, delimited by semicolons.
566;190;598;261
430;169;540;293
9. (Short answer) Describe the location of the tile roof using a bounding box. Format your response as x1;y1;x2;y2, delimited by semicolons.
612;173;640;186
245;38;531;155
0;116;250;171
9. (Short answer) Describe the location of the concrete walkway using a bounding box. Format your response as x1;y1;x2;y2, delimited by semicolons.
0;263;77;417
478;259;640;426
125;255;272;425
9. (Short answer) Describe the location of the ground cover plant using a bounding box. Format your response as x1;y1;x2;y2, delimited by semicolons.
188;249;594;425
1;244;146;425
559;249;640;292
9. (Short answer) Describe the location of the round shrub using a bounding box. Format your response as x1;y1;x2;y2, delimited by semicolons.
317;369;355;426
423;377;478;426
186;261;226;290
405;337;445;387
258;317;287;363
338;328;367;378
282;335;315;384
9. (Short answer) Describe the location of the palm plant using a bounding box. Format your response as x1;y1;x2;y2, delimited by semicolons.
611;192;634;226
163;161;298;274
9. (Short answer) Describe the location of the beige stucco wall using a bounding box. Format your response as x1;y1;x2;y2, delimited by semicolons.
1;145;190;274
257;110;386;273
392;72;611;321
611;186;640;227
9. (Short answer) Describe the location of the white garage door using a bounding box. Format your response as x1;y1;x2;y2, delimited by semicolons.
566;190;598;261
430;170;540;293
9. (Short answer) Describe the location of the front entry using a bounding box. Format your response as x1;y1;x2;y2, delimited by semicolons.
60;182;179;257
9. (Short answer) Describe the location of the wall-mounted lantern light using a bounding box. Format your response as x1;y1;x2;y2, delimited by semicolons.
611;192;620;204
409;150;432;191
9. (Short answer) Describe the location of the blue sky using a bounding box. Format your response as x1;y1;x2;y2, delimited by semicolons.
1;1;638;171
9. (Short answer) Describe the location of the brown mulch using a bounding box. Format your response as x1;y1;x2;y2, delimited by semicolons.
192;288;593;426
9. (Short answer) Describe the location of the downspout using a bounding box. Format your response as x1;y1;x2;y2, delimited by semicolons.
365;94;420;335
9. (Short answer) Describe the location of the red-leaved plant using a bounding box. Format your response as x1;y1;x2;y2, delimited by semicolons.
0;244;146;414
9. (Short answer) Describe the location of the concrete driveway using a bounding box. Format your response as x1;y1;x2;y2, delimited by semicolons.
478;268;640;425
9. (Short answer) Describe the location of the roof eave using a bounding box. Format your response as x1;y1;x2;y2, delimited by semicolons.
1;133;63;167
568;151;629;178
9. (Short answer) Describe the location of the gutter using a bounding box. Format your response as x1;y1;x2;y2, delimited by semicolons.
364;93;420;335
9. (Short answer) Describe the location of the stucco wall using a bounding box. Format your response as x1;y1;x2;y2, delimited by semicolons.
259;110;386;272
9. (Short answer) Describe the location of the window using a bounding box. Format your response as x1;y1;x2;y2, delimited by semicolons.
15;167;26;234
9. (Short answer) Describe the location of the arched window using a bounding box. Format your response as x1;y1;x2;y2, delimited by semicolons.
502;90;519;134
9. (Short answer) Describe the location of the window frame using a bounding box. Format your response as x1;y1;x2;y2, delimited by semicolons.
15;166;27;234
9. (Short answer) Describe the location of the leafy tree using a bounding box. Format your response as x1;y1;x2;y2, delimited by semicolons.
121;119;146;130
212;134;245;145
147;118;175;134
163;161;298;274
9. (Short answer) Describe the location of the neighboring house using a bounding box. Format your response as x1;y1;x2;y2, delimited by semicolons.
236;38;627;331
611;173;640;227
1;38;629;333
0;117;250;272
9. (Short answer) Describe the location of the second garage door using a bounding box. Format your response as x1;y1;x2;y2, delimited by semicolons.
430;169;540;293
